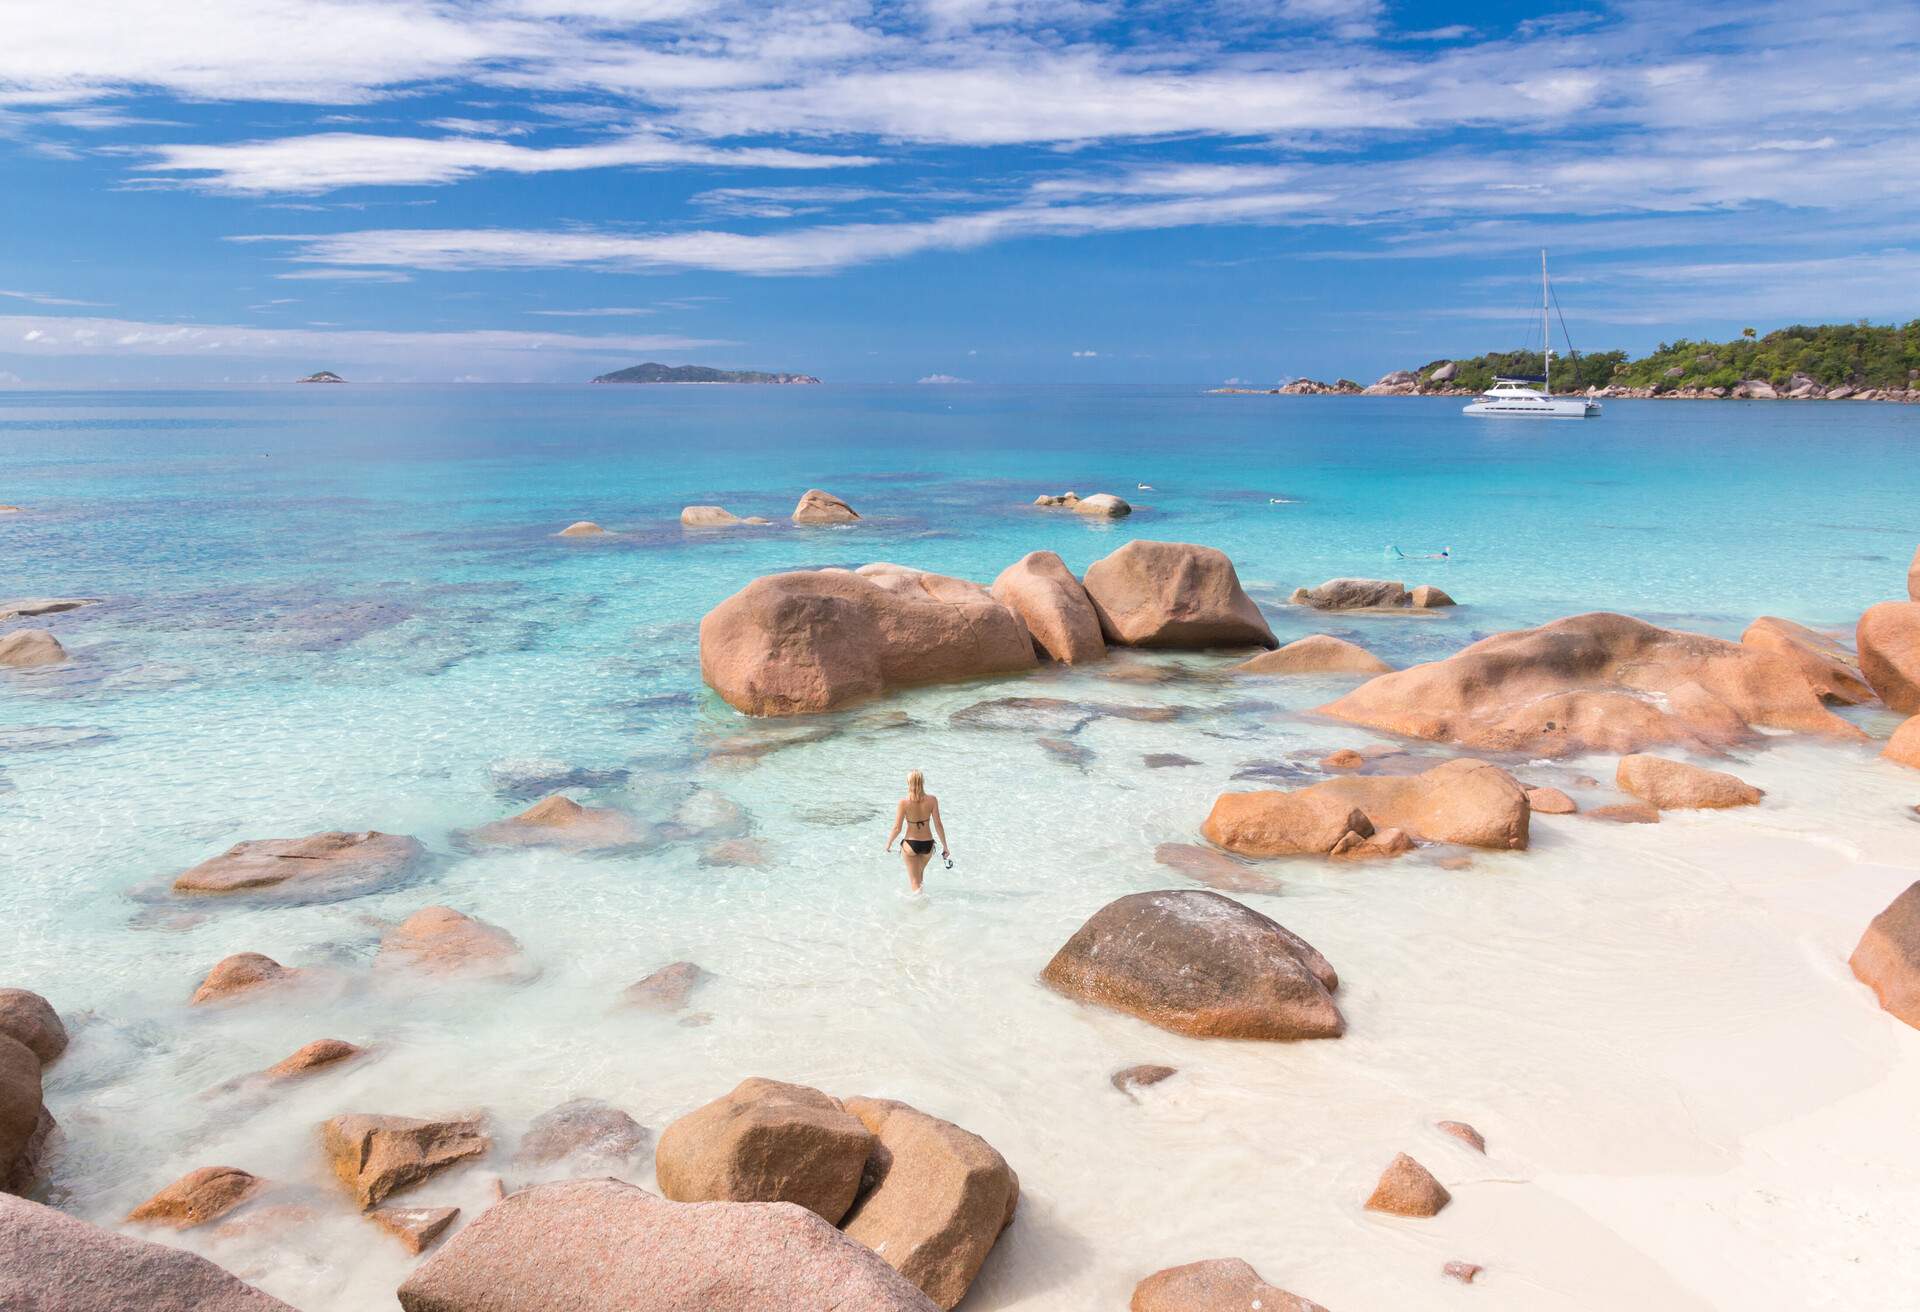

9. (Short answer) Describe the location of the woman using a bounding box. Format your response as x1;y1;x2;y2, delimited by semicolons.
884;770;948;894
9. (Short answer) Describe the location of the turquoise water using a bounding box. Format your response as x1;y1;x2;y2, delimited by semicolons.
3;386;1919;1310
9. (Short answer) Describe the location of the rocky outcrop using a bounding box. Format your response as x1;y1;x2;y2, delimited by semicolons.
1850;882;1920;1029
376;907;523;978
1365;1153;1451;1217
172;830;425;903
1203;759;1530;856
655;1078;876;1224
190;953;302;1006
127;1166;265;1229
1365;369;1418;394
0;1193;297;1310
1289;579;1452;611
0;989;66;1066
1082;541;1275;650
1323;612;1861;756
792;489;859;525
395;1178;939;1312
1616;754;1762;809
840;1097;1019;1309
455;795;650;853
991;551;1106;664
1741;617;1873;704
321;1113;491;1208
1234;634;1390;676
1885;716;1920;769
1033;491;1080;507
371;1204;460;1254
1073;493;1132;517
1041;891;1343;1041
700;568;1035;716
1858;601;1920;713
682;506;769;528
557;521;607;537
0;628;66;668
623;961;709;1012
264;1038;364;1081
1;1033;51;1195
516;1099;650;1169
1131;1258;1327;1312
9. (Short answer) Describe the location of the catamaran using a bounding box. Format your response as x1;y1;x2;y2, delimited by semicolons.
1463;251;1602;419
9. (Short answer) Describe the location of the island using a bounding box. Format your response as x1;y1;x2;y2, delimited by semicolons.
591;363;820;385
297;370;346;384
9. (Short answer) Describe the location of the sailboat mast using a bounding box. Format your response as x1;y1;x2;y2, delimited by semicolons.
1541;248;1550;395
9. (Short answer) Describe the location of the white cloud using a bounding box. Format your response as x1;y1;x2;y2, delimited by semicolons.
273;269;413;283
527;306;660;316
917;372;970;382
1071;349;1098;357
0;288;109;307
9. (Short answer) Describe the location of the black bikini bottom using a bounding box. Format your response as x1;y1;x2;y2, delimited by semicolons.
905;839;935;855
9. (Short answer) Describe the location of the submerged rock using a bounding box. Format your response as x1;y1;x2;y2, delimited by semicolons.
127;1166;265;1230
1365;1153;1451;1217
263;1038;365;1081
1322;612;1861;756
557;521;607;537
655;1078;874;1225
1586;800;1661;824
0;1193;296;1310
1858;601;1920;713
701;567;1035;716
1616;754;1762;809
172;830;425;903
840;1096;1019;1309
189;953;302;1007
1130;1258;1328;1312
456;794;651;853
395;1178;939;1312
1435;1120;1486;1152
1235;634;1391;676
1082;541;1276;650
1110;1064;1178;1096
623;961;709;1013
1850;881;1920;1029
321;1113;491;1208
1041;891;1343;1041
1152;842;1282;894
376;907;524;979
1203;759;1530;856
682;506;758;527
0;628;66;668
516;1098;651;1169
0;989;66;1066
0;597;98;623
371;1204;460;1255
792;488;859;525
1741;616;1873;704
990;550;1106;664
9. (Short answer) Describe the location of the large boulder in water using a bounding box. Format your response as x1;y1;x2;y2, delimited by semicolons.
189;953;303;1006
376;907;524;979
1131;1258;1328;1312
1234;634;1391;676
1616;754;1762;809
1081;541;1276;650
991;551;1106;664
1858;601;1920;713
1321;612;1862;756
1741;617;1873;704
792;489;859;525
1203;759;1530;855
840;1097;1018;1309
699;568;1035;716
1;1034;51;1195
655;1078;875;1225
1072;492;1132;517
1850;882;1920;1029
1041;890;1343;1041
1290;578;1409;610
0;629;66;668
321;1112;492;1208
396;1178;938;1312
0;989;66;1066
0;1193;296;1310
172;830;425;903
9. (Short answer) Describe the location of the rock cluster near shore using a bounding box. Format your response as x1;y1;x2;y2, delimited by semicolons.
1203;759;1531;857
1;989;62;1196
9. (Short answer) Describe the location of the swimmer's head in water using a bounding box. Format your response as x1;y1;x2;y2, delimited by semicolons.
907;769;925;799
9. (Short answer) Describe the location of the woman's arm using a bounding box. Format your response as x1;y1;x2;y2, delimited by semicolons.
931;799;949;857
884;800;904;852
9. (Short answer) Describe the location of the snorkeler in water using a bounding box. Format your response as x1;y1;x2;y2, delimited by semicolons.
1388;545;1452;560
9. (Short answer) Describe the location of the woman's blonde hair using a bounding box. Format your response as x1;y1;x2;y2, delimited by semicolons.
906;769;925;799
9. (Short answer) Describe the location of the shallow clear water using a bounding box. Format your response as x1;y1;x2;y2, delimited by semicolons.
3;386;1918;1310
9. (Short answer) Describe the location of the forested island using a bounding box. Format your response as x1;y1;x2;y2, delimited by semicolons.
592;363;820;385
1231;321;1920;401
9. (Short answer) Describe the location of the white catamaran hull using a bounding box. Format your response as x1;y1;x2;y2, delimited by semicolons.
1462;395;1601;418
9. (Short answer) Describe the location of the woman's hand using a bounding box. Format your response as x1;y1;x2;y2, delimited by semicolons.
884;842;894;853
941;848;950;860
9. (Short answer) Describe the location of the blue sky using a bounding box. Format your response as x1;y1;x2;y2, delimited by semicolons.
2;0;1917;384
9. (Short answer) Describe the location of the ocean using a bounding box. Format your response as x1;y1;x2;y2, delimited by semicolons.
3;385;1918;1310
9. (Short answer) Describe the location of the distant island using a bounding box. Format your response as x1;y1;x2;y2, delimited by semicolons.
297;370;346;384
1219;320;1920;402
591;363;820;385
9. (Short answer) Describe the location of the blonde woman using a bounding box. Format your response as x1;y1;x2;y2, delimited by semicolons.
884;770;948;893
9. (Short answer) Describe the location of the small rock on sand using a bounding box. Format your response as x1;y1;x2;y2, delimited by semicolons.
1365;1153;1451;1217
1130;1258;1328;1312
1444;1261;1483;1283
1885;716;1920;770
1435;1120;1486;1152
1850;881;1920;1029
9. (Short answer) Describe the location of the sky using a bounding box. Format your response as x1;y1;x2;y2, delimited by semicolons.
1;0;1917;385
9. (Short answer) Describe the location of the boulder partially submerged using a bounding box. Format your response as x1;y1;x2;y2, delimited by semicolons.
1885;716;1920;769
321;1112;491;1208
1858;601;1920;713
792;489;859;525
0;628;66;668
991;551;1106;664
1131;1258;1328;1312
1850;881;1920;1029
655;1078;874;1225
1290;578;1453;611
1365;1152;1451;1217
623;961;709;1013
1082;541;1276;650
557;521;607;537
1741;616;1873;704
455;794;650;853
1234;634;1391;676
1073;492;1132;517
0;1193;296;1311
127;1166;265;1230
1616;754;1762;810
1203;759;1530;856
699;568;1035;716
376;907;524;979
0;989;66;1066
516;1098;650;1170
1041;890;1343;1041
396;1178;939;1312
172;830;425;903
682;506;769;528
189;953;302;1007
1323;612;1861;756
